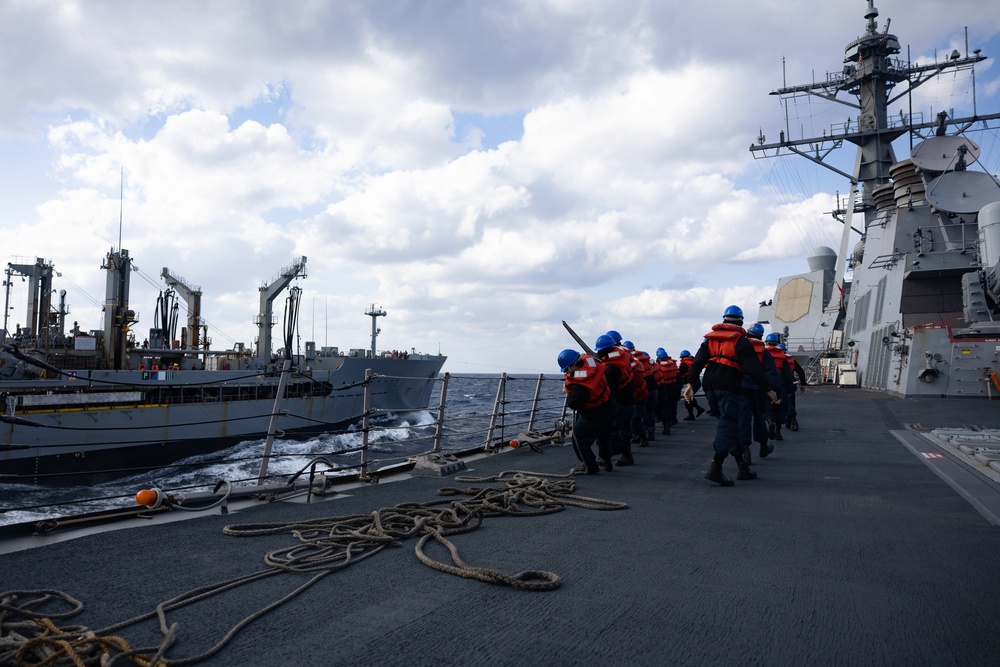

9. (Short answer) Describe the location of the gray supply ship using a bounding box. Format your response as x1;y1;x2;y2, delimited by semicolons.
0;249;445;483
752;0;1000;396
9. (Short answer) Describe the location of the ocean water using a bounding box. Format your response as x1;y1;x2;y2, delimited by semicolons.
0;374;567;528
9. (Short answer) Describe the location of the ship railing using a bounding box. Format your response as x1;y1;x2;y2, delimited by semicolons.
0;372;571;533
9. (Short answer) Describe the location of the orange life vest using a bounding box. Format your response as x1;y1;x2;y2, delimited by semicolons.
657;357;679;383
766;344;788;371
601;347;634;387
704;323;746;372
632;350;655;380
564;354;611;409
749;338;766;364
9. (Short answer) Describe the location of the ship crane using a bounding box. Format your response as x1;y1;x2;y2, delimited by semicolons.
3;258;62;343
255;256;307;361
160;267;205;350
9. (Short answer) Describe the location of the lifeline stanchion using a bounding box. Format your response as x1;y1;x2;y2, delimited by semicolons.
484;373;507;449
431;372;450;454
359;368;373;481
526;372;544;433
257;358;293;485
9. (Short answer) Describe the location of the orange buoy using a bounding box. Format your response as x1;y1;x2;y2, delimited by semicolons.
509;439;519;448
135;488;164;508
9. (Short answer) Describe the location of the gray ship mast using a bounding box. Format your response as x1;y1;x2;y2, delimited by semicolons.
101;248;136;370
254;256;307;362
366;304;386;358
751;0;999;328
3;258;61;343
160;267;205;350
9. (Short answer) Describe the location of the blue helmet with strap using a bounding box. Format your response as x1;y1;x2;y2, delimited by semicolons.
595;334;616;352
723;305;744;324
557;349;581;372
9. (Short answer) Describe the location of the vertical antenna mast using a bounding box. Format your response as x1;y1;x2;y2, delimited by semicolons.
118;166;124;251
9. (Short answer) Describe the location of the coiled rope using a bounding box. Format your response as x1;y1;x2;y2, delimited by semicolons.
1;470;627;666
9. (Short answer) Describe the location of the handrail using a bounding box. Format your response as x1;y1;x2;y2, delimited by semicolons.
1;372;569;529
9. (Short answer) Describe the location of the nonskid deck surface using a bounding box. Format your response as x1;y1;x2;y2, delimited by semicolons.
3;386;1000;666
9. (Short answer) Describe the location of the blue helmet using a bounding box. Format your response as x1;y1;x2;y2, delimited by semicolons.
557;349;581;372
623;340;635;350
778;343;788;351
679;349;691;357
764;333;780;344
723;305;743;323
595;334;616;352
606;330;623;344
655;347;667;359
747;323;764;338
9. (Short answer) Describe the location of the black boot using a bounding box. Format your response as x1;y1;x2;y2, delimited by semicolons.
789;417;799;431
705;459;734;486
775;425;784;441
736;464;758;480
759;441;774;458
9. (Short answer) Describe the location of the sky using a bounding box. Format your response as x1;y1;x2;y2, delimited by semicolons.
2;0;999;375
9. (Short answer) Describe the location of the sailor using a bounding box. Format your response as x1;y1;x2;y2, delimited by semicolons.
678;349;706;420
595;333;635;466
743;323;782;460
763;335;795;441
683;305;778;486
654;348;680;434
558;349;615;474
623;341;654;447
783;344;807;431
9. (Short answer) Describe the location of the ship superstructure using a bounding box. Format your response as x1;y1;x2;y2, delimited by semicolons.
752;1;1000;396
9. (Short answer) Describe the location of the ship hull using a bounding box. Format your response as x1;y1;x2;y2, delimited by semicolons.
1;355;445;484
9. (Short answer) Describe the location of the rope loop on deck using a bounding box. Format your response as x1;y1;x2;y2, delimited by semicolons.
0;590;160;667
0;470;626;665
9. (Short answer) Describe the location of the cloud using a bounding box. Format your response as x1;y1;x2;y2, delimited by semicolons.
1;0;998;373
